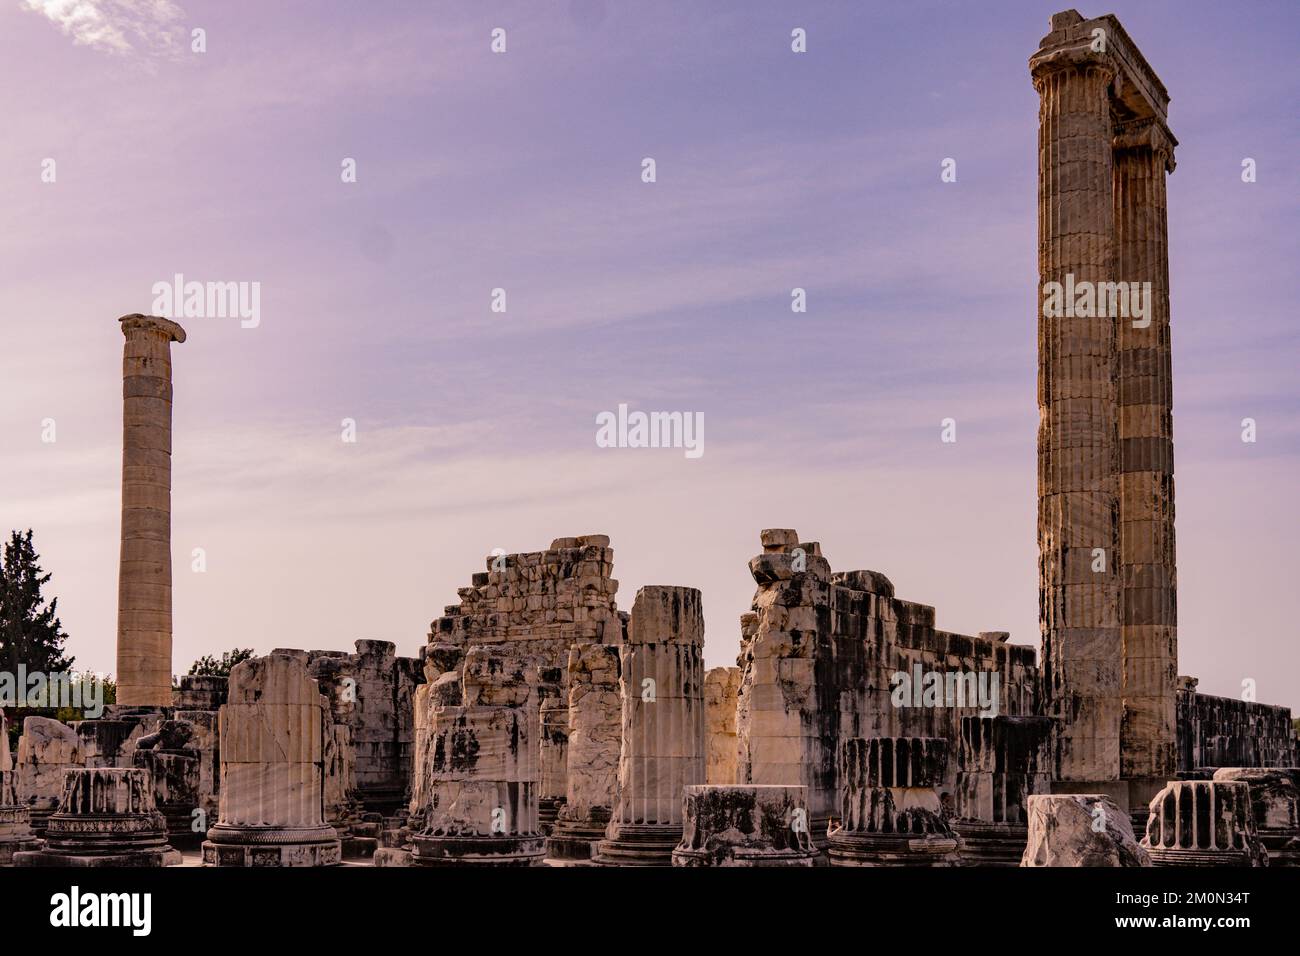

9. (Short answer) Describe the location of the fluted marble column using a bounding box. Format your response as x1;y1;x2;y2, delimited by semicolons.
594;586;704;865
827;737;959;867
116;313;186;707
1031;45;1122;783
203;654;341;866
14;767;178;866
1141;780;1267;867
1114;120;1178;781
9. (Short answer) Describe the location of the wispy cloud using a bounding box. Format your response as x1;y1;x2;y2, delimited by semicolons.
21;0;185;56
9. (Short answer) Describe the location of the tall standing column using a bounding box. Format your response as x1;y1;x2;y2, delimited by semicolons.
116;314;186;707
1113;120;1178;781
593;586;705;866
1030;41;1122;783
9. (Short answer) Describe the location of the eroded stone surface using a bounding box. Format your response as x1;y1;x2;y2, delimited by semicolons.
15;767;178;867
736;530;1035;837
1212;768;1300;866
955;716;1054;865
673;785;817;867
1141;780;1268;867
412;647;544;866
1021;794;1150;867
705;667;741;785
548;643;621;861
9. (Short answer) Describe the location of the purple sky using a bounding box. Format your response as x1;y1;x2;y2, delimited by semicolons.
1;1;1296;709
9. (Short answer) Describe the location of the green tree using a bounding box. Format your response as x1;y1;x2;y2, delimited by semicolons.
187;648;256;678
0;530;73;677
1;530;76;748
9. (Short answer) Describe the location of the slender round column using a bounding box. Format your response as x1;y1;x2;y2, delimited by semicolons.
115;313;186;707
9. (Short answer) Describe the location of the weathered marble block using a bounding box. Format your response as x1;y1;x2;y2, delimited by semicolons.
1021;794;1150;867
15;716;84;835
673;785;818;867
538;694;569;835
173;674;229;711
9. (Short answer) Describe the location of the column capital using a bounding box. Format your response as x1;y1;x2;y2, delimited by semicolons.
119;313;186;343
1113;117;1178;173
1029;44;1116;89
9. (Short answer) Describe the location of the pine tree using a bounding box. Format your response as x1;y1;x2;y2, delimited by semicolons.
0;530;73;677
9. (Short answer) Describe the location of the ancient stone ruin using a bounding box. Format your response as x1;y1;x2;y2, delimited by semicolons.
2;12;1296;877
736;529;1036;842
116;314;186;709
1211;768;1300;865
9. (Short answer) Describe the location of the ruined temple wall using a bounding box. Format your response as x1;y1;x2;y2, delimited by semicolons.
427;535;622;668
423;535;623;824
736;531;1039;826
829;582;1038;794
297;640;423;814
1177;688;1298;771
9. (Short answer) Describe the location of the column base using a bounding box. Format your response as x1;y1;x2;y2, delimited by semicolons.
15;846;180;867
672;845;819;867
203;824;342;867
546;819;608;862
373;847;416;867
411;833;545;867
592;824;681;866
953;821;1028;867
1146;847;1266;868
538;798;564;836
0;838;43;866
827;831;960;867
